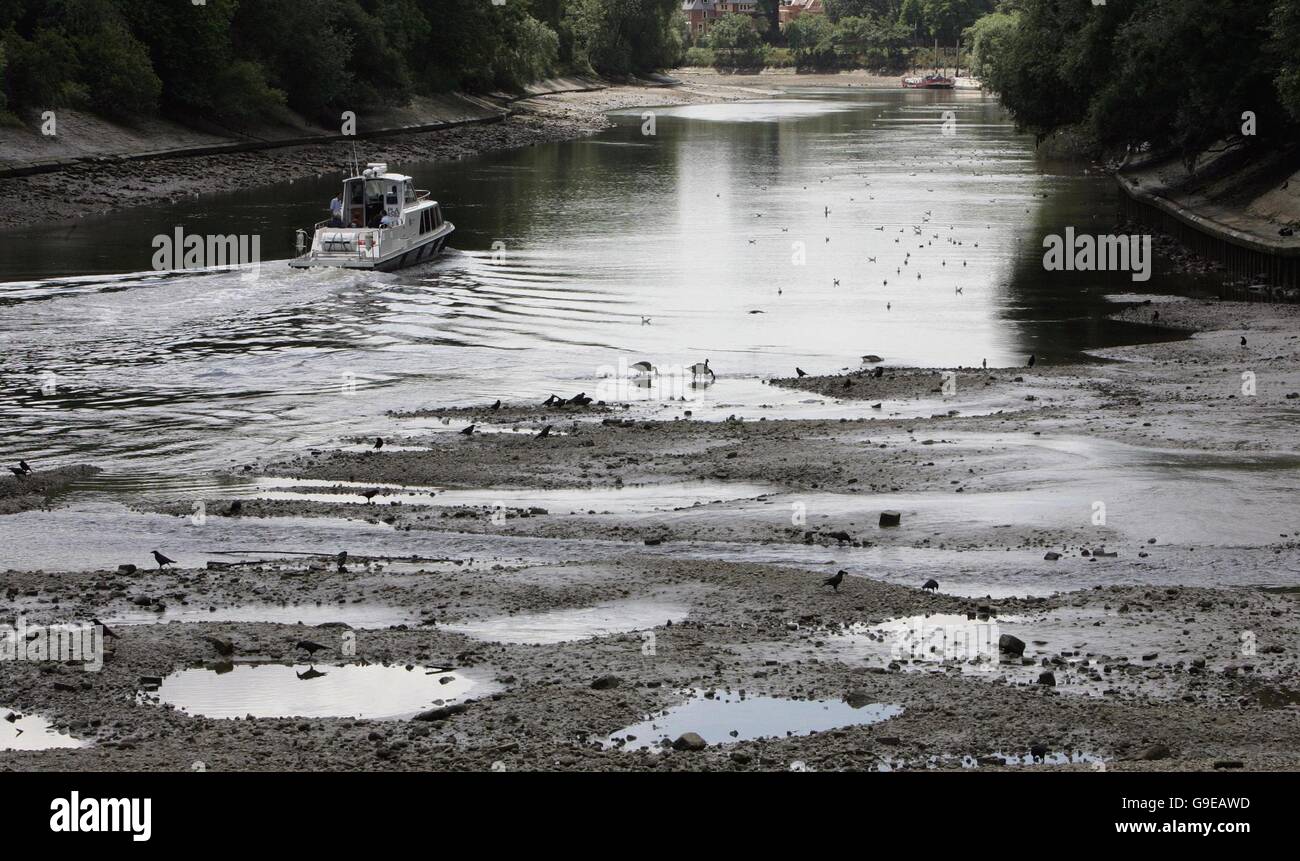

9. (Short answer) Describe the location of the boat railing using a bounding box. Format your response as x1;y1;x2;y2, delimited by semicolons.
415;190;431;201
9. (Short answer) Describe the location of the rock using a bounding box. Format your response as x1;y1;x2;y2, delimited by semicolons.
1043;551;1061;561
862;354;883;363
116;564;138;574
672;732;707;751
1138;743;1171;761
998;634;1026;656
729;751;752;765
1142;652;1158;661
414;704;468;722
1037;671;1056;686
844;689;874;709
878;511;902;527
590;674;622;690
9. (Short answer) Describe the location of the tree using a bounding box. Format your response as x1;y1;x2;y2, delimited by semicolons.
707;13;765;69
786;13;838;69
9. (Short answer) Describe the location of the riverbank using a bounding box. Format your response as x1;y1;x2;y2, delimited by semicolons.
0;77;768;232
3;299;1297;771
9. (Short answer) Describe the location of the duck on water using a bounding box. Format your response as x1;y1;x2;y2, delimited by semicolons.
290;162;454;271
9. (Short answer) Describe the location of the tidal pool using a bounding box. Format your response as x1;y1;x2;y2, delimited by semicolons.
146;662;493;720
443;597;688;645
1;709;88;751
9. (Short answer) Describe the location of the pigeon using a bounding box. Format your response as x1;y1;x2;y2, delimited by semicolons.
822;570;846;591
152;550;176;570
922;578;939;591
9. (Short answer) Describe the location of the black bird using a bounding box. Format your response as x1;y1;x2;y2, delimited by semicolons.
490;399;501;410
535;425;552;440
1027;354;1036;368
872;366;884;379
570;392;593;406
295;640;329;659
18;460;32;474
460;424;476;436
7;466;26;478
922;578;939;591
543;394;559;406
203;635;234;657
296;667;328;680
373;437;384;450
796;367;807;378
822;570;846;591
336;550;348;573
361;489;379;503
226;500;243;516
1240;336;1248;346
1152;310;1159;322
152;550;176;570
91;619;118;640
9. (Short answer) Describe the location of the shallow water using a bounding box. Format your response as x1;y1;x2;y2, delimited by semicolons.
105;602;415;630
0;89;1206;479
444;597;688;645
146;661;491;720
603;689;903;749
0;709;87;751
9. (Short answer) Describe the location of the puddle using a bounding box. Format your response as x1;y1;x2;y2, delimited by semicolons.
253;477;773;514
1;709;88;751
106;603;415;630
443;598;687;645
145;662;494;720
603;689;903;750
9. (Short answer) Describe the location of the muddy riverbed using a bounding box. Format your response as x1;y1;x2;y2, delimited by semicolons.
3;300;1298;771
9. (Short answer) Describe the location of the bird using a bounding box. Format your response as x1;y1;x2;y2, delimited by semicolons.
1152;310;1160;322
535;425;552;440
822;570;846;591
295;640;329;659
373;437;383;450
226;500;243;516
91;619;118;640
543;394;560;406
630;361;656;376
690;359;715;381
796;367;807;377
1027;354;1036;368
152;550;176;570
641;316;651;325
7;466;26;478
490;399;501;410
922;578;939;591
203;635;234;656
18;460;31;474
982;358;987;369
336;550;348;573
569;392;593;406
361;489;379;503
1240;336;1247;346
460;424;476;435
297;667;327;680
872;366;884;379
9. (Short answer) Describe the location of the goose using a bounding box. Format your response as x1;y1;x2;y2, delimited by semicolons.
689;359;715;381
630;361;657;376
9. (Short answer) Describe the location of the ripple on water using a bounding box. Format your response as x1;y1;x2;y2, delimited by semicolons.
603;690;903;750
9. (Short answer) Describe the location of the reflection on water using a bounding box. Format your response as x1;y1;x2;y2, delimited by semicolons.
0;89;1204;476
1;709;87;751
444;597;688;645
146;662;491;719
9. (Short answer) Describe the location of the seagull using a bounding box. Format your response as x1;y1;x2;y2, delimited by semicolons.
152;550;176;570
822;570;846;591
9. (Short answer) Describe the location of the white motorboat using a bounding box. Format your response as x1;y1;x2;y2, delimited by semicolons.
290;162;454;271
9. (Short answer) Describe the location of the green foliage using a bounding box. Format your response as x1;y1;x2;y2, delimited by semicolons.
969;0;1296;154
684;46;715;67
707;13;766;69
786;13;838;69
565;0;683;75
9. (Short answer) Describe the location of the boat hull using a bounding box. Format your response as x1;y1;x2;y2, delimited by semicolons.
289;223;454;271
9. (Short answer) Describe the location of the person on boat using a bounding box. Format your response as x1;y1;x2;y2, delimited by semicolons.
329;195;343;227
